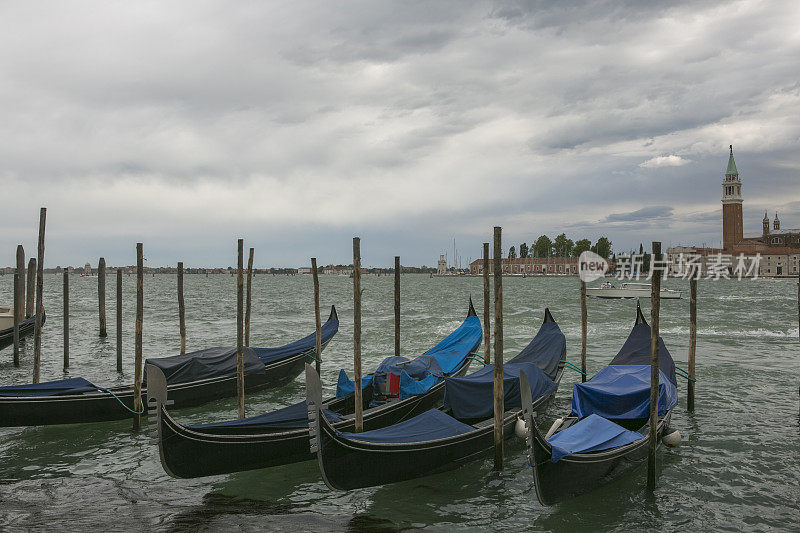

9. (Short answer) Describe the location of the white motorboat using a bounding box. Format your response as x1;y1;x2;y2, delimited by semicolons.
586;282;682;299
0;306;13;330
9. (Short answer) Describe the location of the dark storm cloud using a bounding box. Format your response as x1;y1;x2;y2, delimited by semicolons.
604;206;674;223
1;0;799;267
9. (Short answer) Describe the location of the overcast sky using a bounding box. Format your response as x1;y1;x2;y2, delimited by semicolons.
2;0;799;268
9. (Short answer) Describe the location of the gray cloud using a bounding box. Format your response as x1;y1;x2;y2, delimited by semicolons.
1;0;799;267
604;206;675;223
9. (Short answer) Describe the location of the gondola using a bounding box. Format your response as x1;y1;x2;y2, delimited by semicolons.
0;310;45;351
308;308;566;490
147;300;482;478
0;306;339;427
520;303;678;505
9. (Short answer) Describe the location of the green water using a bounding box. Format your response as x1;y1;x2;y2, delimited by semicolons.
0;273;798;531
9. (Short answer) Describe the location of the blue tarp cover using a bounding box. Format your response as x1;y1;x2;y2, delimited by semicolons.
336;369;374;399
145;346;265;386
187;400;341;431
507;319;566;381
444;361;557;419
335;313;482;399
547;414;644;462
571;365;677;419
609;318;676;385
0;377;98;397
251;313;339;365
420;315;482;375
337;408;475;444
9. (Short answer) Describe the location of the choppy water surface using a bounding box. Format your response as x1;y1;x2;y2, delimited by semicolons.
0;273;798;531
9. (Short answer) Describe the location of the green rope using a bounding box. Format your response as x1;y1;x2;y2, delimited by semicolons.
300;350;320;364
467;355;488;366
558;360;586;376
98;387;145;415
674;366;696;382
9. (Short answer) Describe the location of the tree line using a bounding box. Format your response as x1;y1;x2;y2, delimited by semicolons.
508;234;613;260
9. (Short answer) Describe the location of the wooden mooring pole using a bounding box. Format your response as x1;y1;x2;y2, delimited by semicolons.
394;256;400;358
13;245;24;366
312;257;322;375
33;207;46;384
647;241;662;491
245;248;254;347
483;243;491;365
237;239;245;419
580;280;587;382
116;269;122;372
63;271;69;369
353;237;363;433
493;227;504;470
98;257;107;337
26;257;35;318
133;243;143;430
687;277;697;411
16;246;25;322
177;262;186;354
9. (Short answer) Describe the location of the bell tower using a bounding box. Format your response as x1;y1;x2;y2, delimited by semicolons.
721;145;743;250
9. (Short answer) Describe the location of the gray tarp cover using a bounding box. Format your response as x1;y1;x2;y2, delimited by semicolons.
144;347;265;385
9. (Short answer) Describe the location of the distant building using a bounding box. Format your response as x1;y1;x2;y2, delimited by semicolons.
469;256;582;276
297;267;313;275
436;254;448;275
667;145;800;277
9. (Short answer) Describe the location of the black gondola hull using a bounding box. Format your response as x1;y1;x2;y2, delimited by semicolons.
0;342;324;427
155;354;475;478
0;311;45;350
529;412;673;506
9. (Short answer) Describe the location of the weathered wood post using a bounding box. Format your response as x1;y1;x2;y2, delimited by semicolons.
483;242;491;365
32;207;46;384
580;280;587;382
116;269;122;372
63;270;69;369
13;245;24;366
353;237;363;432
16;246;25;323
493;226;504;470
394;256;400;358
98;257;107;337
312;257;322;375
237;240;245;419
133;243;143;430
245;248;254;346
647;241;662;491
26;257;36;318
687;277;697;411
177;262;186;354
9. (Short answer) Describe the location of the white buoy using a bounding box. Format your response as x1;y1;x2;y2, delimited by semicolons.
662;429;682;447
514;417;527;439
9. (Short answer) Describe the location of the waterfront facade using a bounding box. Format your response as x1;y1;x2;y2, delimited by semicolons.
469;256;580;275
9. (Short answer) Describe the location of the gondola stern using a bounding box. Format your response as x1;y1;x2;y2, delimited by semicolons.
542;307;555;324
328;305;339;323
467;297;477;318
145;363;181;479
519;368;558;506
305;364;339;491
635;300;648;326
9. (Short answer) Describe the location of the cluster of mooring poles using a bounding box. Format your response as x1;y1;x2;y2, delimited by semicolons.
11;209;47;382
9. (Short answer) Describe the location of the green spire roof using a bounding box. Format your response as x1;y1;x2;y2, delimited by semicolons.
726;144;738;175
